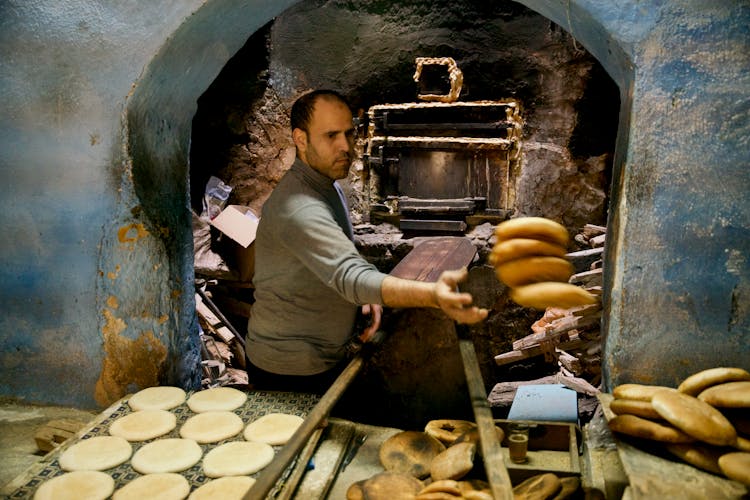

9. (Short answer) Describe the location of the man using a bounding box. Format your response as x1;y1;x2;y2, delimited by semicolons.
245;89;487;393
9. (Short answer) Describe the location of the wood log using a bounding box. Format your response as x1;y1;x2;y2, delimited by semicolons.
34;419;87;453
513;315;600;350
590;234;606;248
582;224;606;238
569;268;603;288
557;349;583;375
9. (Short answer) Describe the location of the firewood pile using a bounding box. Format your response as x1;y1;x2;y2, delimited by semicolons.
195;289;248;389
490;224;606;418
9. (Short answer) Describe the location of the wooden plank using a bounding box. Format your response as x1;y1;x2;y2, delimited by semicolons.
459;339;514;500
389;237;476;282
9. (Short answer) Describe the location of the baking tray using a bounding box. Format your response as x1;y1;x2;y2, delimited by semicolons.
5;390;319;498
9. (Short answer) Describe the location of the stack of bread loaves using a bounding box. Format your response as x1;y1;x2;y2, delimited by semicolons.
490;217;597;309
347;418;583;500
608;367;750;486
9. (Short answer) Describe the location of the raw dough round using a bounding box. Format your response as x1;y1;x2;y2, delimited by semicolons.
651;390;737;446
128;386;186;411
130;438;203;474
112;473;190;500
108;410;176;442
33;470;115;500
202;441;275;478
379;431;446;479
59;436;132;471
243;413;304;445
678;367;750;397
188;476;256;500
698;381;750;408
607;414;695;443
180;411;243;443
718;452;750;486
187;387;247;413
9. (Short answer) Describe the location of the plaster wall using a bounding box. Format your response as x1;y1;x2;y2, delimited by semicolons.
0;0;747;408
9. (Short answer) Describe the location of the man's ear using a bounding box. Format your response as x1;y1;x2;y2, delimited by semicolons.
292;128;307;151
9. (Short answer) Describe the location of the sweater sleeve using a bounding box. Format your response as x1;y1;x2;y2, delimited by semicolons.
276;199;386;305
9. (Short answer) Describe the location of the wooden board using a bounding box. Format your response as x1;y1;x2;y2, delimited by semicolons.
389;236;477;282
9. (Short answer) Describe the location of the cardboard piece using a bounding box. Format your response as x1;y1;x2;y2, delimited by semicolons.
210;205;259;282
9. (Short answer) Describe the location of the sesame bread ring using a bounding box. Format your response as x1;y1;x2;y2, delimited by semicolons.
425;420;476;446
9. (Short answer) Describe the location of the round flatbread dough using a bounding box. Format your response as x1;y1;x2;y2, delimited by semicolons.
33;470;115;500
109;410;176;442
188;476;256;500
112;473;190;500
612;384;676;402
187;387;247;413
718;452;750;486
130;438;203;474
202;441;275;478
59;436;132;471
609;399;662;420
424;420;476;445
665;443;724;475
243;413;304;445
379;431;446;479
608;414;695;443
651;390;737;446
678;367;750;397
180;411;243;443
698;381;750;408
128;386;186;411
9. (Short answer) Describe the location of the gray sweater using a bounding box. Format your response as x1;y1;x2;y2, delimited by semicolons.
246;158;387;375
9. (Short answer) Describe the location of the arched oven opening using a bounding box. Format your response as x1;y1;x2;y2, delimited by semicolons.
188;1;619;430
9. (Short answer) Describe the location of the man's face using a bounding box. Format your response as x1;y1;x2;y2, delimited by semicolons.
293;97;355;180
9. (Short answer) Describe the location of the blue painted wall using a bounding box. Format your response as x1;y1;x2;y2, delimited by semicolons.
0;0;747;408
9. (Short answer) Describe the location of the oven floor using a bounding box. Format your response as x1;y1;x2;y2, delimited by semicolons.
0;398;96;494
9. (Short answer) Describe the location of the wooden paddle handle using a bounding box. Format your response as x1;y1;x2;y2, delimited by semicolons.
244;355;365;499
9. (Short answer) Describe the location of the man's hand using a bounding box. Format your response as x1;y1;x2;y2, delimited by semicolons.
435;268;489;324
359;303;383;342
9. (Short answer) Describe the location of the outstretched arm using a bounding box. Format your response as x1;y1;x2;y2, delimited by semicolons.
380;267;488;324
